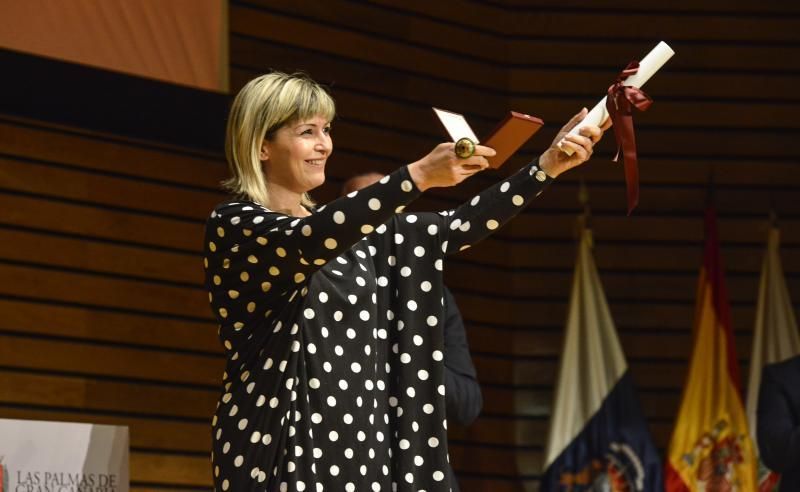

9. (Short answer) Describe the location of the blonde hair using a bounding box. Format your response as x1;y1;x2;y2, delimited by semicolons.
223;72;336;208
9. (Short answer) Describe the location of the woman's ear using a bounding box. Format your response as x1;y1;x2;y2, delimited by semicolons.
259;141;270;161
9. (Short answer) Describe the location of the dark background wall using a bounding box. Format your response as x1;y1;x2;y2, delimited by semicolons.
1;1;798;490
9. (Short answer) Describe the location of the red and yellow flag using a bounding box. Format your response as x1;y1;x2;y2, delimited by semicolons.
665;207;757;491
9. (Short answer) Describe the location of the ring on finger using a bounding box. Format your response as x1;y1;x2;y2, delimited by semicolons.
454;137;476;159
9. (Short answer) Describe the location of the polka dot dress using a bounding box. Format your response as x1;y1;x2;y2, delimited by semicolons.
204;163;552;491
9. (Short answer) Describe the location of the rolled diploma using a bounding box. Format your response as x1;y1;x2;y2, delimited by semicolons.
561;41;675;155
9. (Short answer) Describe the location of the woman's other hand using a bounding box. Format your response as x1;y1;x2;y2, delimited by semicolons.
538;108;609;179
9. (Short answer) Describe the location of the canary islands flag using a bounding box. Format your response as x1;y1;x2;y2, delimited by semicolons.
541;228;662;491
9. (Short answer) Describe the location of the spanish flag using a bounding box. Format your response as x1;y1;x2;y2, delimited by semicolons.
665;207;757;491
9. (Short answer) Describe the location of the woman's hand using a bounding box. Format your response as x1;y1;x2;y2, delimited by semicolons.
538;108;610;179
408;142;495;192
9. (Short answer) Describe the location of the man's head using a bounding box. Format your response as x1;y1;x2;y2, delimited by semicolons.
341;172;385;195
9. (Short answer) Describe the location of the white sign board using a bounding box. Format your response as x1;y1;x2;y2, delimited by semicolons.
0;418;128;492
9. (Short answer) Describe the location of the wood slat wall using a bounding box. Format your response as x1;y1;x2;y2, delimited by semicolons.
1;1;798;490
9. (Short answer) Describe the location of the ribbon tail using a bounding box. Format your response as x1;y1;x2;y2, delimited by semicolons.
616;111;640;215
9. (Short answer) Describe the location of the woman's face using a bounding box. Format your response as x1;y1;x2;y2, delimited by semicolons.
261;115;332;194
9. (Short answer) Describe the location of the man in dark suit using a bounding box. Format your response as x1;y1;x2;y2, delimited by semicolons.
757;354;800;490
342;174;483;492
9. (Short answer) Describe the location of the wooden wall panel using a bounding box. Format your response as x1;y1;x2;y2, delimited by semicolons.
1;1;798;491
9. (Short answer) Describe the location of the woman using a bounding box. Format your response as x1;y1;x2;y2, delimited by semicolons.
204;72;603;491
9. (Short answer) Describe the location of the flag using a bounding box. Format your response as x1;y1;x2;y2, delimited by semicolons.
745;226;800;491
665;207;757;491
541;227;663;491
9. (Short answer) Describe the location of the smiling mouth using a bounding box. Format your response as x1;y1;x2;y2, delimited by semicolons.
305;159;325;167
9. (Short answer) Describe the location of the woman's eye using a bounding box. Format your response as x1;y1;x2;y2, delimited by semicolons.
300;129;313;135
323;126;332;134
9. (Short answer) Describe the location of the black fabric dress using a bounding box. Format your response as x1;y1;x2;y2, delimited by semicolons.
204;162;552;491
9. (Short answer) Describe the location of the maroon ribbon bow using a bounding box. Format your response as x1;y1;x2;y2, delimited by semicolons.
605;61;653;215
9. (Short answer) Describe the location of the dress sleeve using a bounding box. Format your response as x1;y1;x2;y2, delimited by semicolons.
203;166;420;327
757;363;800;472
438;160;553;255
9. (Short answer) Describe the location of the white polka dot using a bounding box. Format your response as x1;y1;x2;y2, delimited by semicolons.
307;343;317;354
486;219;499;230
237;418;248;430
420;281;432;292
318;292;328;303
432;350;444;361
459;221;471;232
309;378;320;389
347;328;356;339
301;224;312;236
348;294;358;304
234;455;244;467
222;479;230;490
413;335;423;346
339;379;349;390
428;437;439;447
400;266;412;277
500;182;510;192
330;465;340;476
433;470;444;481
380;175;391;184
327;395;336;407
269;396;280;407
512;194;524;206
334;311;343;321
401;180;413;192
399;439;410;450
414;246;425;257
414;455;424;466
394;233;404;244
343;413;353;424
471;195;480;206
418;370;429;380
405;473;413;483
406;387;415;398
345;483;355;492
368;198;381;210
335;345;344;356
405;214;417;223
427;315;438;326
407;300;417;311
324;238;338;249
423;403;434;414
360;310;370;321
314;447;323;458
356;276;366;286
262;434;272;446
297;481;306;491
434;259;443;271
312;413;323;424
329;430;339;441
400;353;411;364
333;211;346;224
